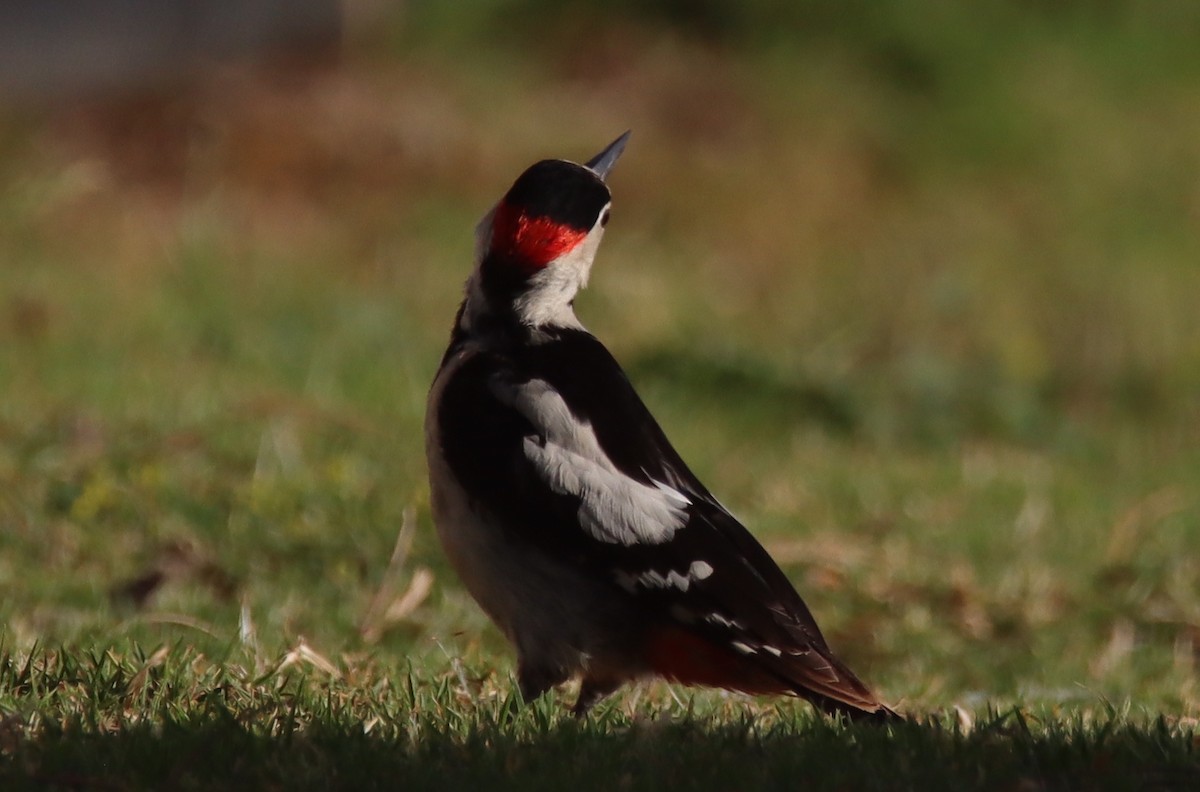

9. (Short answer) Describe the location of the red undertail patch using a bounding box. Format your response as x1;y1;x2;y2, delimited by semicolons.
644;626;786;695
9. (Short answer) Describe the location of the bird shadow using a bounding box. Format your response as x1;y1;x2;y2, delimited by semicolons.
6;705;1197;791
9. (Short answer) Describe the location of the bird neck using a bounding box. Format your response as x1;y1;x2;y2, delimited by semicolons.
460;257;584;337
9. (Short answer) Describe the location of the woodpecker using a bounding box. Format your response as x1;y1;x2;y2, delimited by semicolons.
425;132;897;721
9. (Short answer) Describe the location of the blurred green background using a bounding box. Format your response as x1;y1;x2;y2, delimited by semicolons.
1;1;1199;714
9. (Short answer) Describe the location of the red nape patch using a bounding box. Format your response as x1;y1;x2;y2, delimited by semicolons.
491;200;587;272
644;627;786;695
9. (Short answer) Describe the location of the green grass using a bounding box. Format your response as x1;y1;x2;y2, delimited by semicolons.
3;2;1200;787
3;647;1199;791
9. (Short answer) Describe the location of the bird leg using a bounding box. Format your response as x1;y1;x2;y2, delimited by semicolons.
571;675;621;717
517;661;567;705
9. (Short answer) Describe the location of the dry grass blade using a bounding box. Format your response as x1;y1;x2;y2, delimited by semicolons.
121;613;223;640
360;507;419;643
1104;487;1187;564
124;646;170;700
275;637;341;679
1090;619;1136;679
382;567;435;624
954;704;974;733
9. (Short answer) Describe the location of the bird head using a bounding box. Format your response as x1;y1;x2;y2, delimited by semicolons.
469;131;630;329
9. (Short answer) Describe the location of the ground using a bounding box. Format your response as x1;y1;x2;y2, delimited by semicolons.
2;3;1199;789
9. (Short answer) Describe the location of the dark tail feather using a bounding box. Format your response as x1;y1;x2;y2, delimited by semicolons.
808;692;903;724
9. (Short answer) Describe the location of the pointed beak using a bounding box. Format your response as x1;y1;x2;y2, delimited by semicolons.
584;130;631;181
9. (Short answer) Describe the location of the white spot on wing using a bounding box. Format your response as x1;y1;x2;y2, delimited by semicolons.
730;641;757;655
763;645;783;657
499;378;687;546
614;561;715;594
637;568;694;591
706;612;744;630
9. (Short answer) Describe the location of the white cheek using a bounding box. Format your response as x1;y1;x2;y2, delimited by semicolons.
576;229;605;287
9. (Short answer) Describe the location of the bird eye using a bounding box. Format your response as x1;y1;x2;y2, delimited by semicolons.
600;210;611;227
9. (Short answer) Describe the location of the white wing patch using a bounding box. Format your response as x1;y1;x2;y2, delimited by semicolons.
497;378;687;546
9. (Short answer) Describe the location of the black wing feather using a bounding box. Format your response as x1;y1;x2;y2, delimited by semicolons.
437;327;887;715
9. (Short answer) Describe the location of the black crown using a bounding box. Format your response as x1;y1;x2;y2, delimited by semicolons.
505;160;611;232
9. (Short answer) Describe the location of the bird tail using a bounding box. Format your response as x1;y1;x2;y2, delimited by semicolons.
808;692;903;724
773;647;903;724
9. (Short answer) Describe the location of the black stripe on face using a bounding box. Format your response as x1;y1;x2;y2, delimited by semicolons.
504;160;611;231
